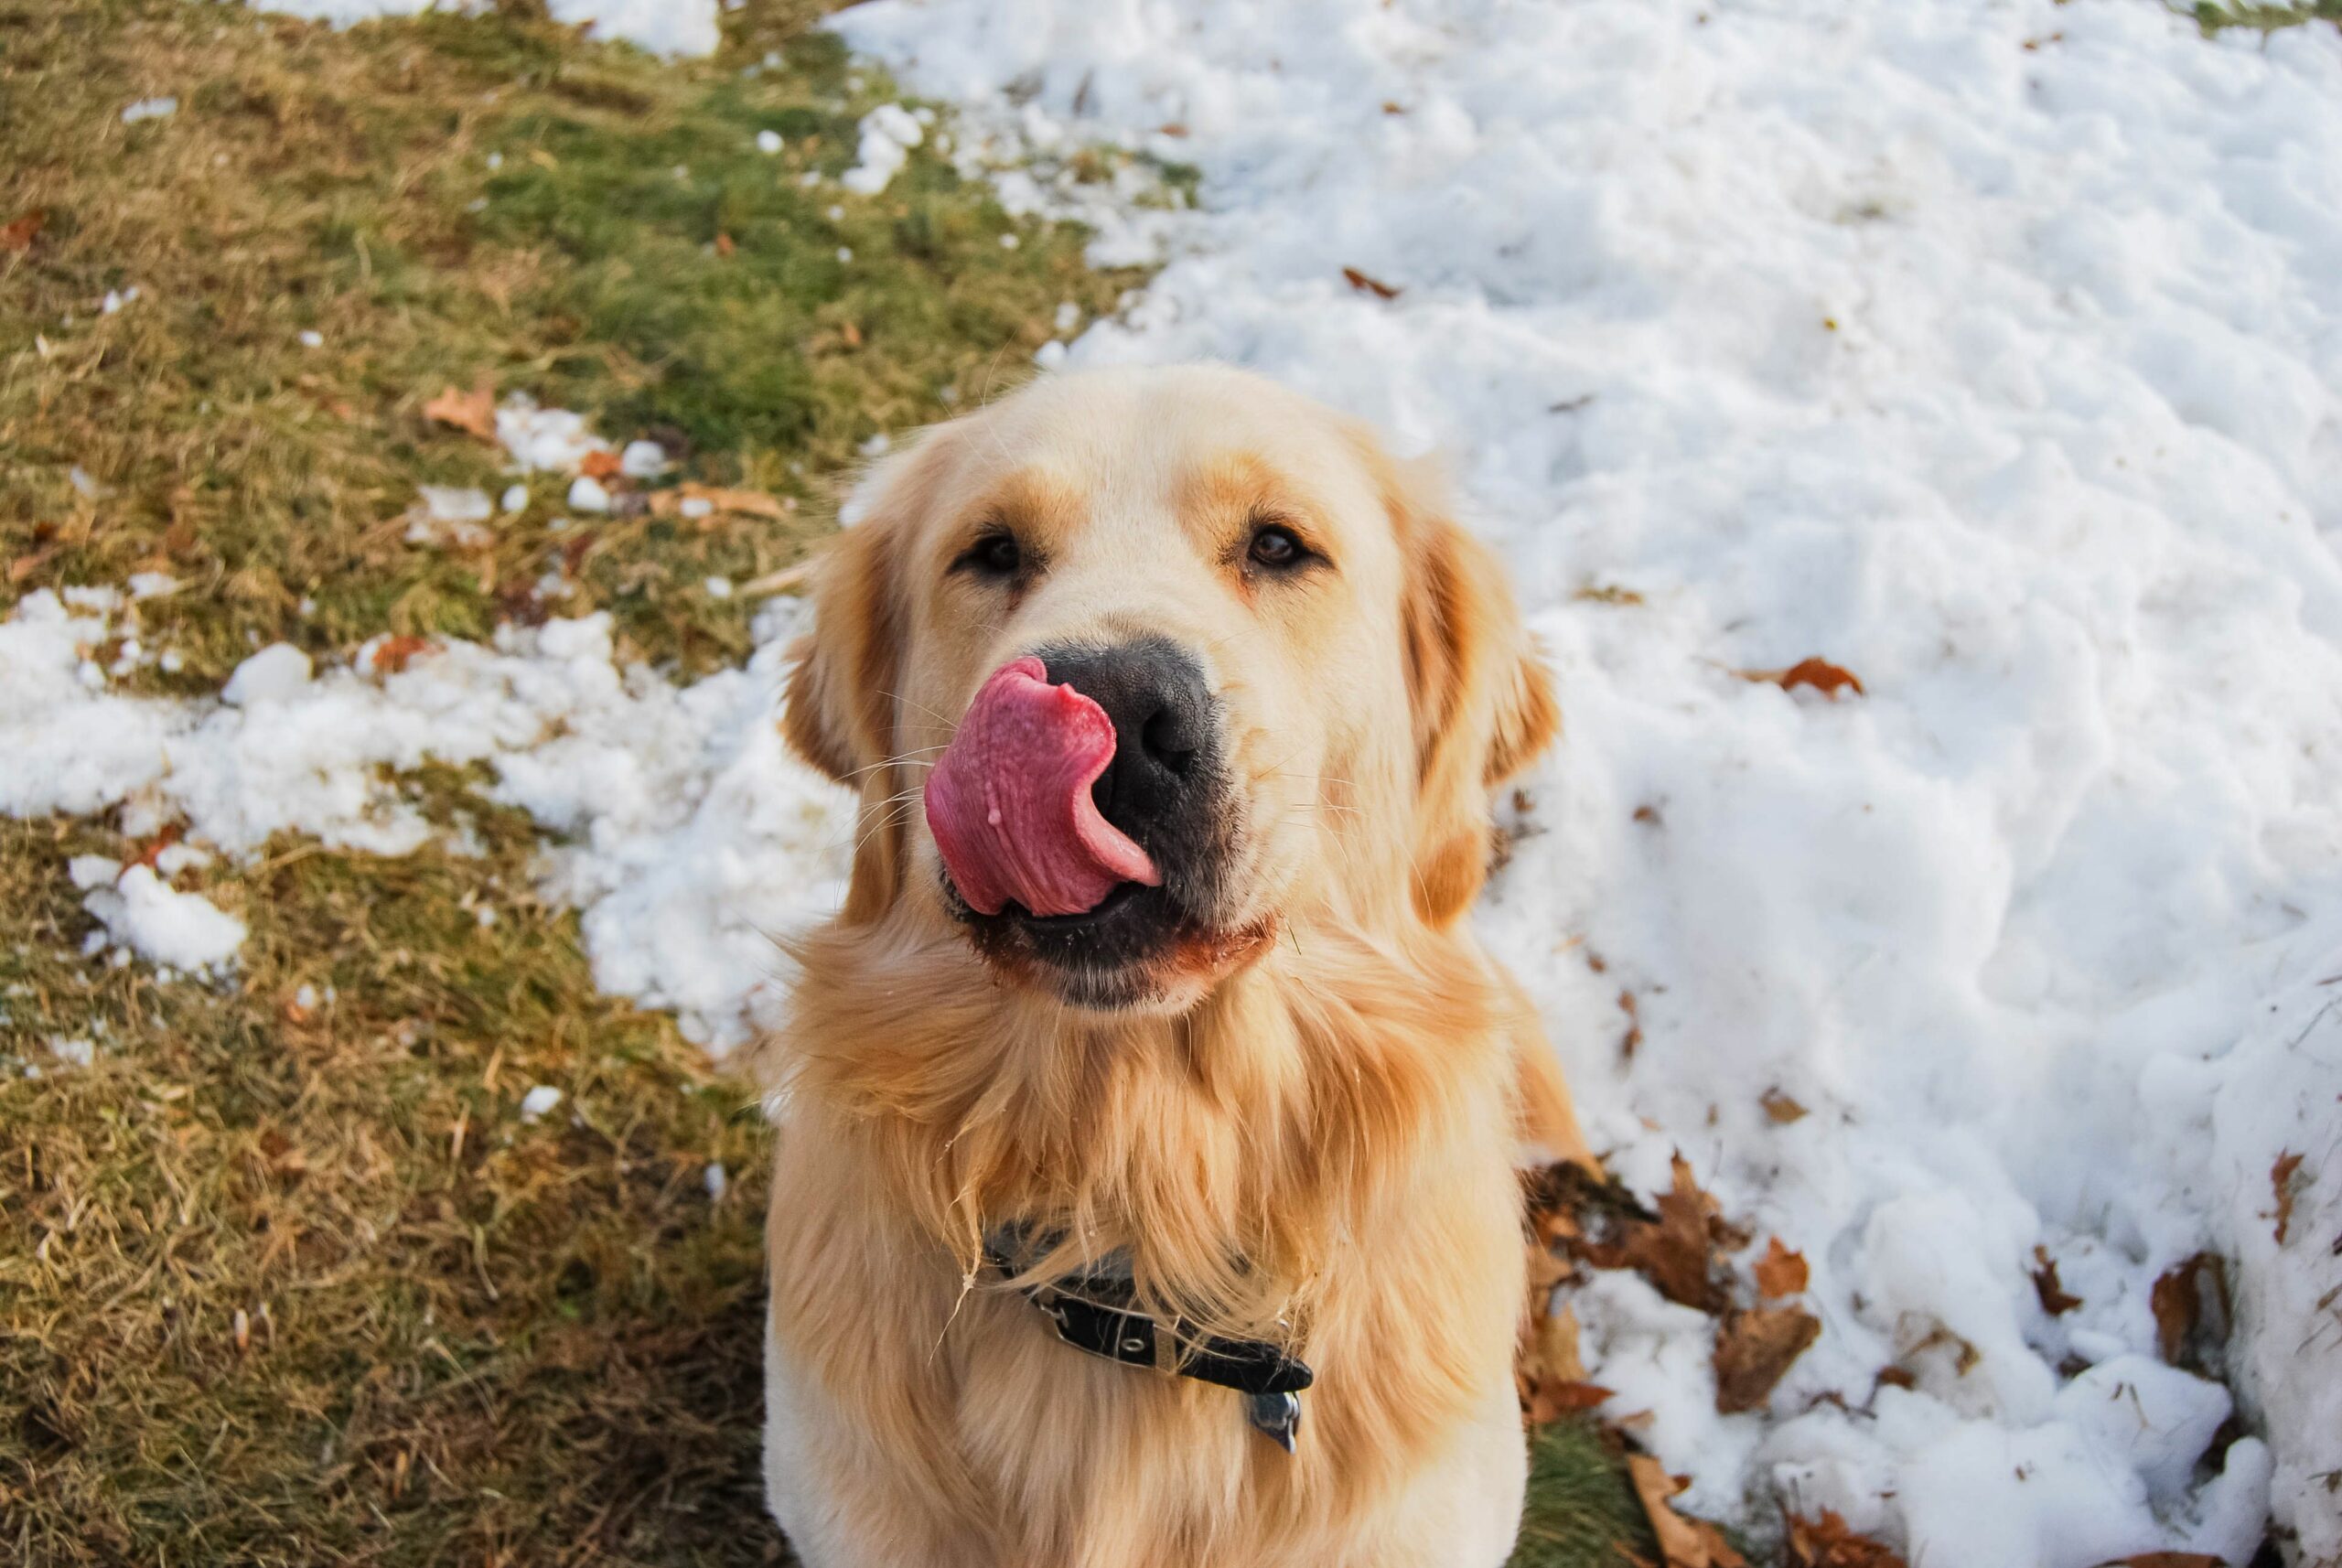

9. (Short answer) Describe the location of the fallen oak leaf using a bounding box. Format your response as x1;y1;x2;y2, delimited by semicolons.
367;635;435;674
578;448;625;481
2271;1150;2303;1244
1713;1304;1821;1413
1520;1301;1586;1382
422;381;497;442
1341;265;1402;301
1524;1378;1615;1423
1627;1454;1746;1568
1;209;47;252
1575;1154;1728;1312
1761;1088;1809;1123
1753;1237;1809;1299
1738;657;1864;700
128;824;185;872
1785;1509;1906;1568
2150;1251;2228;1368
2032;1247;2081;1316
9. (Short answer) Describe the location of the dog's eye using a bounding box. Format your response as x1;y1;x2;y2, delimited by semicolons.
1247;522;1306;570
959;532;1024;578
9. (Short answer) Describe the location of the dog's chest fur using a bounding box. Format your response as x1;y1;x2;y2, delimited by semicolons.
764;1136;1527;1568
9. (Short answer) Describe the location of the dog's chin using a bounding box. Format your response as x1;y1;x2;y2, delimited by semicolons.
949;879;1273;1015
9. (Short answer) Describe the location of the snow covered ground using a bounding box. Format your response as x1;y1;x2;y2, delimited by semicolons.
31;0;2340;1562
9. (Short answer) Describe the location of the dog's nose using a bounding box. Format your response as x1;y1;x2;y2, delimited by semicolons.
1037;638;1213;841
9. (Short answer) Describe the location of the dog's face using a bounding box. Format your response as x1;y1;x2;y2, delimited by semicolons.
786;367;1556;1012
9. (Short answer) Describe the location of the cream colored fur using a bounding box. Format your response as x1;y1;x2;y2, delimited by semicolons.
759;366;1585;1568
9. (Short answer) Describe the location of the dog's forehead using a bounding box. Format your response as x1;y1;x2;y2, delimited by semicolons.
948;370;1390;547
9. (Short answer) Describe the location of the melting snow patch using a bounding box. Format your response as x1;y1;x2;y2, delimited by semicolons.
566;475;612;513
518;1084;564;1121
79;862;246;972
3;587;854;1043
839;103;923;196
221;643;314;707
495;394;611;476
121;97;177;124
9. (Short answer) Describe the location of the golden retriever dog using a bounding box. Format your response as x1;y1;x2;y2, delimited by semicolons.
760;365;1589;1568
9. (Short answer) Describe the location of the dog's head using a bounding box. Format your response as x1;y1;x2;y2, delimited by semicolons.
785;366;1556;1012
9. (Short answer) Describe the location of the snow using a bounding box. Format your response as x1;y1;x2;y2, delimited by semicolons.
120;97;177;124
518;1084;564;1121
233;0;720;56
839;103;924;196
221;643;314;707
826;1;2342;1562
81;864;247;973
495;395;612;476
1;585;853;1046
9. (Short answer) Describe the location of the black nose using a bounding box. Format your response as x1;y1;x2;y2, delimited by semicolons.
1037;637;1215;842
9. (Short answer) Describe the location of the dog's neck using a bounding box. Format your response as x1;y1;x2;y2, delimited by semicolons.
781;905;1509;1340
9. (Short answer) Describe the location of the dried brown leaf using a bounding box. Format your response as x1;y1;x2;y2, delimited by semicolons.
422;381;497;442
1714;1304;1821;1413
1739;657;1865;700
1785;1509;1906;1568
1;209;47;252
578;449;624;481
2271;1150;2303;1244
649;482;791;523
2150;1252;2227;1368
1754;1237;1809;1300
369;635;434;674
1581;1155;1727;1312
1341;265;1402;300
1761;1088;1809;1123
1627;1454;1746;1568
1525;1378;1614;1423
2032;1247;2081;1316
1520;1303;1586;1385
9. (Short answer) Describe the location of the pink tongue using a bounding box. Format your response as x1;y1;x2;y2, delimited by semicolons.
924;657;1162;918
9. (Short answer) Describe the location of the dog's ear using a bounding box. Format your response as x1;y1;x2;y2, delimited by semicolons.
1383;454;1561;927
783;434;951;920
783;512;901;787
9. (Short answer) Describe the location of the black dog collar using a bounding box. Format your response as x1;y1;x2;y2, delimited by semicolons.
981;1230;1313;1452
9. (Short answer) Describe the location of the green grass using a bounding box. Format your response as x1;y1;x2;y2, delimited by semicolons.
1513;1423;1665;1568
0;2;1657;1563
1;0;1135;682
2187;0;2342;33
